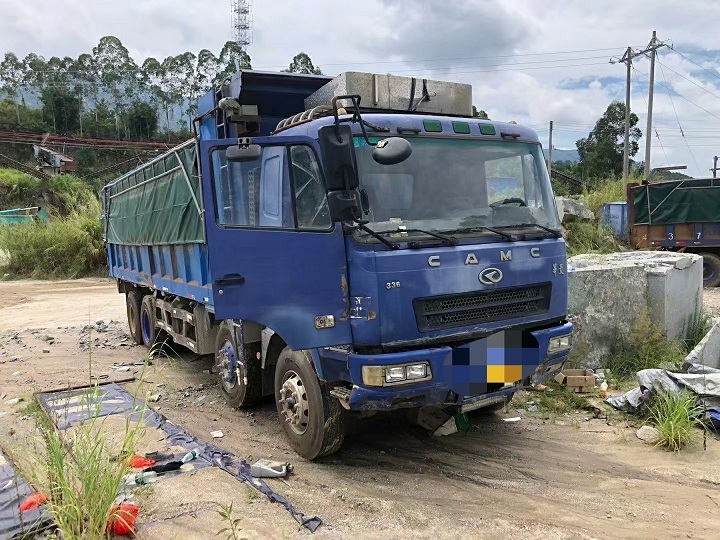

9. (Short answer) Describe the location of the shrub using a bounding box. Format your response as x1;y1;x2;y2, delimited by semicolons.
648;391;705;452
0;198;106;278
605;307;687;380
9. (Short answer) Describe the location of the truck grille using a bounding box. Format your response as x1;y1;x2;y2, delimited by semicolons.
414;283;552;331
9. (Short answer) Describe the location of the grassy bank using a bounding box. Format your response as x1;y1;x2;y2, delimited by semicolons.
0;198;105;279
0;168;106;278
563;178;630;257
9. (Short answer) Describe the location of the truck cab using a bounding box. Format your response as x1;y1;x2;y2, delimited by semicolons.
106;70;573;460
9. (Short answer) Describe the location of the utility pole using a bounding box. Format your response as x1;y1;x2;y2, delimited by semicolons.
712;156;719;179
548;120;553;179
621;47;632;181
614;32;667;182
644;31;663;177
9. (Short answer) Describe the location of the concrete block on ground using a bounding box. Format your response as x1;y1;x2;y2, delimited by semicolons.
568;251;703;368
568;261;647;368
684;318;720;369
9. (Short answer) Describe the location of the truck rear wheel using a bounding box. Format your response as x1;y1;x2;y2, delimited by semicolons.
275;348;346;460
126;290;143;345
700;252;720;288
215;322;262;408
140;296;158;349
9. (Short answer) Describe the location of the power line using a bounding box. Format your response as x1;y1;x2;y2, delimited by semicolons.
656;58;720;104
670;48;720;85
633;65;720;124
393;61;611;77
14;59;616;83
634;66;671;167
14;46;627;74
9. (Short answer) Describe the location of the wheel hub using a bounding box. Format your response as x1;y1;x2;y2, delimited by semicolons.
218;341;239;392
279;370;309;436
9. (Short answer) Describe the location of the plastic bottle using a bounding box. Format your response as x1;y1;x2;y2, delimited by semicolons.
122;471;158;486
181;449;200;464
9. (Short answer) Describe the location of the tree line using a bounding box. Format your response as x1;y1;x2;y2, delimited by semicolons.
0;36;322;141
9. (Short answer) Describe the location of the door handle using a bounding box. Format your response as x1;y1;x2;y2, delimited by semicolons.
215;274;246;286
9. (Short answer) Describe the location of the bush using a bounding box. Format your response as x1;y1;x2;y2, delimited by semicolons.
648;391;705;452
605;307;687;380
565;221;622;257
0;198;106;278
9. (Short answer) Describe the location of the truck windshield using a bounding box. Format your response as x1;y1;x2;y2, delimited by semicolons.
353;137;560;241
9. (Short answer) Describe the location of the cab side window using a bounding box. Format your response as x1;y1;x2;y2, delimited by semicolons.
290;146;331;230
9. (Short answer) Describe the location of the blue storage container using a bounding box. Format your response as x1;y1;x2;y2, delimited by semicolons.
599;202;628;241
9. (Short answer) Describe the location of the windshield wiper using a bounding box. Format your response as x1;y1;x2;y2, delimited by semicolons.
372;228;458;247
498;223;562;238
354;224;400;249
440;226;515;242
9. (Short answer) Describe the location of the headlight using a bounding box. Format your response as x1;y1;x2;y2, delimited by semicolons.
362;362;432;386
548;334;573;355
385;366;406;383
405;364;428;380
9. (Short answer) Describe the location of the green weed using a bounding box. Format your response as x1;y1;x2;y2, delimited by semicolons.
534;383;590;415
648;391;705;452
565;220;622;257
581;178;629;216
605;308;686;380
216;502;244;540
15;351;156;538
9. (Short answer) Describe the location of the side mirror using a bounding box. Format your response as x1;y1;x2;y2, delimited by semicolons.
318;124;359;191
226;143;261;162
372;137;412;165
327;190;361;222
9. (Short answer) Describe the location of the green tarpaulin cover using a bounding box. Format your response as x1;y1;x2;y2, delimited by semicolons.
104;140;204;245
633;178;720;225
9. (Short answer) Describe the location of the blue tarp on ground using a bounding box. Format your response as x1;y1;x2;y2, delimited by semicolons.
35;383;322;533
0;448;51;540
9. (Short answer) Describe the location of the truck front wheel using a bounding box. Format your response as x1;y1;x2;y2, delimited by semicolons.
275;348;346;460
700;252;720;287
126;289;143;345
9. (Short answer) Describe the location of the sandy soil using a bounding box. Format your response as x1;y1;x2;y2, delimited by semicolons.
1;278;719;539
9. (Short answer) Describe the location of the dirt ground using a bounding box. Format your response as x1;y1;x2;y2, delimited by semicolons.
2;279;720;539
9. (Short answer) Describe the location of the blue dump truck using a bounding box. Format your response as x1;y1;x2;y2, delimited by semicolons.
103;70;573;459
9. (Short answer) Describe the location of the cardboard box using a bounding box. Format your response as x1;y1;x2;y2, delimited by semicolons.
554;369;596;393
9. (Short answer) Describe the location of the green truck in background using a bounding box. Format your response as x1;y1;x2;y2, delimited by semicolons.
0;207;48;225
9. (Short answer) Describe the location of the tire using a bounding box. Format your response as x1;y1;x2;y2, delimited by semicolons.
275;348;346;460
700;252;720;288
214;322;262;408
126;289;143;345
140;296;158;349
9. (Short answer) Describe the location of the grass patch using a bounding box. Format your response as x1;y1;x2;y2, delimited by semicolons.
14;352;158;538
15;386;145;539
648;391;705;452
533;383;591;414
0;168;97;216
605;307;687;381
565;220;622;257
0;197;105;278
581;178;628;216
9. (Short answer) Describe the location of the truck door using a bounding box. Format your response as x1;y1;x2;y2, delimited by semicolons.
199;137;352;350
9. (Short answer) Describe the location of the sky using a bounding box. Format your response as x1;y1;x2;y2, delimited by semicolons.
2;0;720;177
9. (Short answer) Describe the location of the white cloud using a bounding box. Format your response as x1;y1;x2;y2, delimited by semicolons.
1;0;720;175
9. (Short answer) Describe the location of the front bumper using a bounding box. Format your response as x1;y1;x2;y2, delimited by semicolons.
337;322;573;411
